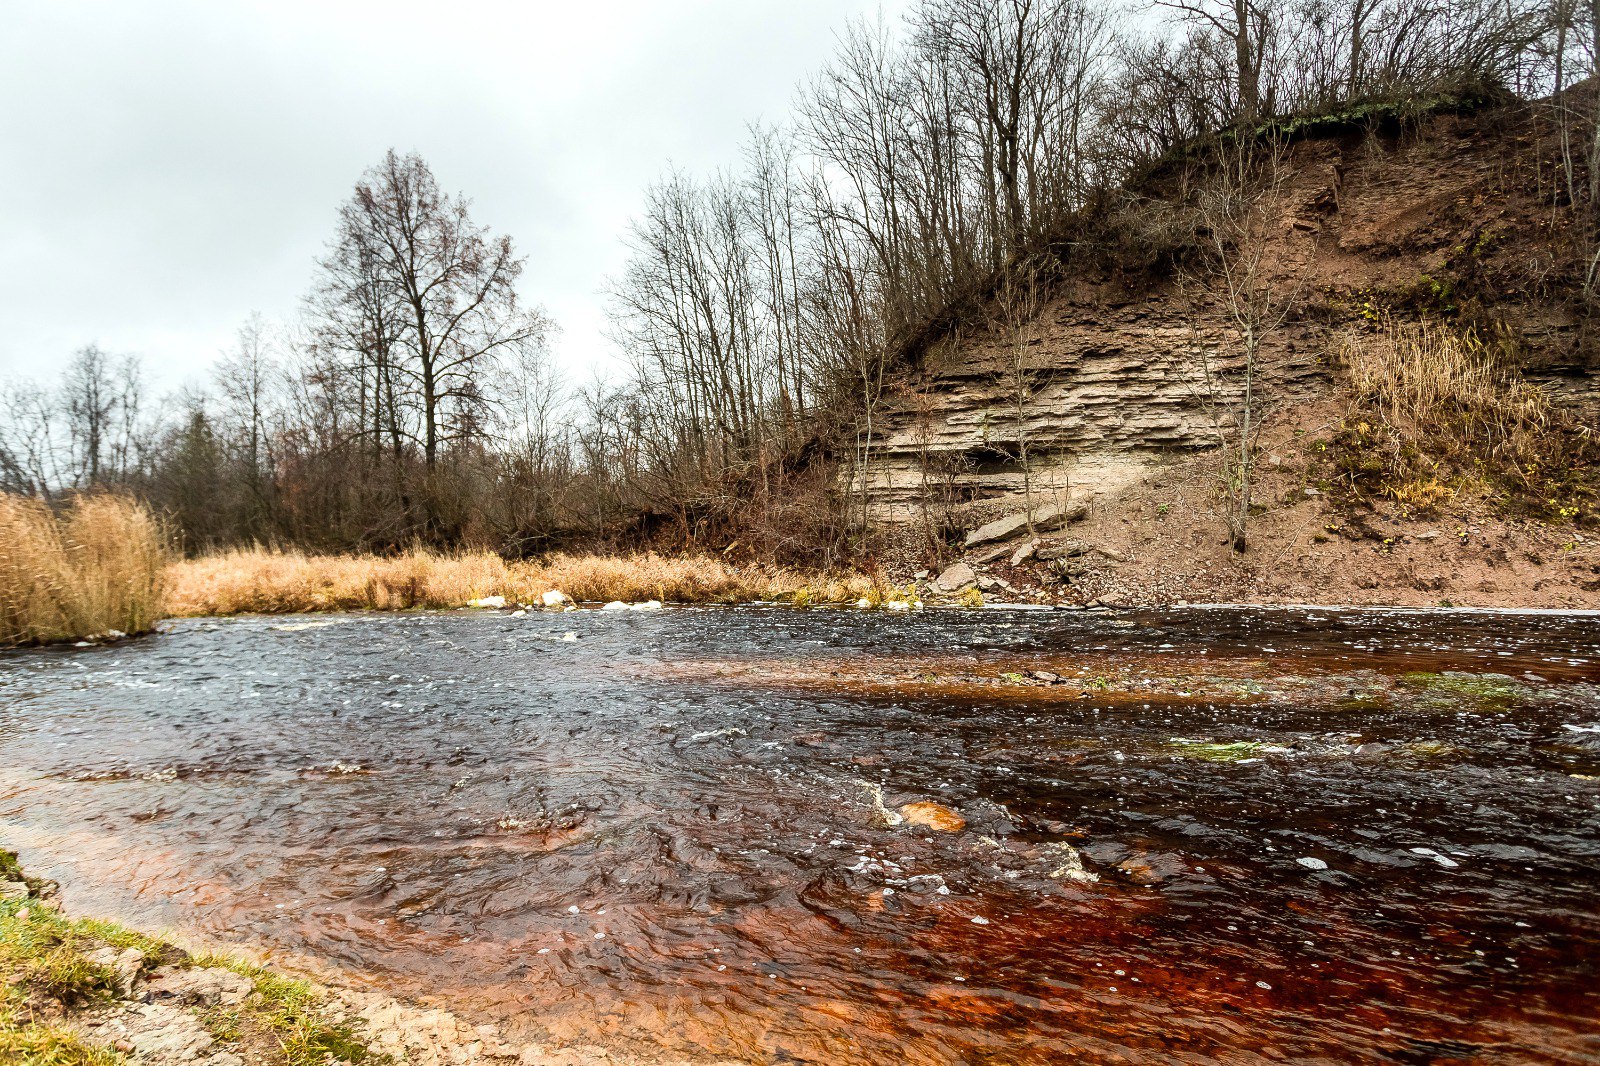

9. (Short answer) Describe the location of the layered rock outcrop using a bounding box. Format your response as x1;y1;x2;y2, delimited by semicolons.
858;108;1599;522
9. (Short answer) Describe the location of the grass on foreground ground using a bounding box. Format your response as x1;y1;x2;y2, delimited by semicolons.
164;547;876;616
1;851;371;1066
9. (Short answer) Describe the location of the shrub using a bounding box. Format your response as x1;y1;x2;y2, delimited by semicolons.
0;493;170;645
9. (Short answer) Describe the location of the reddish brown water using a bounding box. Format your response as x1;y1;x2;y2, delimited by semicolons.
2;606;1598;1063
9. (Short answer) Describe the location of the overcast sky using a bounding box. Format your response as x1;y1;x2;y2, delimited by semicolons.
0;0;908;393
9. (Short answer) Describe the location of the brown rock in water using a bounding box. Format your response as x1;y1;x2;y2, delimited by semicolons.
899;801;967;832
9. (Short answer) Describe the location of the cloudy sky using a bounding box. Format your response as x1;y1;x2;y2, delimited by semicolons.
0;0;907;392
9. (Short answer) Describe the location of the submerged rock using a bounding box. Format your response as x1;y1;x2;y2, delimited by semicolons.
1044;842;1100;884
859;781;905;827
899;801;967;832
1409;846;1461;868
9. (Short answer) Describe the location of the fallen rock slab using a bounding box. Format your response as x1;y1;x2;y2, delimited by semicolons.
963;501;1088;548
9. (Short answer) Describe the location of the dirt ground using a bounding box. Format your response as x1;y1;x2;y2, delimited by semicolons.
883;409;1600;611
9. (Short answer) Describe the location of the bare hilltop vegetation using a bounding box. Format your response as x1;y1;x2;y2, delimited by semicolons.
2;0;1598;641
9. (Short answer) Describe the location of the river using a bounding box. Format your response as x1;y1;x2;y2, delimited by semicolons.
2;606;1598;1064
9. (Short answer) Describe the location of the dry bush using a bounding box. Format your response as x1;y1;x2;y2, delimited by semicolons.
1333;318;1594;516
164;549;873;617
1343;319;1551;453
0;493;170;646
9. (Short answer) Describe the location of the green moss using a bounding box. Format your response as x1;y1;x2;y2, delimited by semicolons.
1335;694;1390;713
1168;740;1267;762
1399;671;1523;711
1396;739;1466;760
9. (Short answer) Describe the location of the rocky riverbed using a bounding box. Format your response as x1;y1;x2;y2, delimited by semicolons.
4;606;1599;1064
1;850;742;1066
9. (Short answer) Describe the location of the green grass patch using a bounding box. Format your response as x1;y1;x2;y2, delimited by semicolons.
0;900;123;1006
1;894;375;1066
0;1010;125;1066
1399;671;1524;711
192;958;374;1066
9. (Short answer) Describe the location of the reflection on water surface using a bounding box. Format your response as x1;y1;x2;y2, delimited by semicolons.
2;606;1598;1063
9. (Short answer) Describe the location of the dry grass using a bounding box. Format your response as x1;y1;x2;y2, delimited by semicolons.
0;494;170;646
1341;318;1554;456
164;548;874;616
1334;318;1594;517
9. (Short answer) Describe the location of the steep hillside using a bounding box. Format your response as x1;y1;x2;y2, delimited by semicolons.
867;103;1600;607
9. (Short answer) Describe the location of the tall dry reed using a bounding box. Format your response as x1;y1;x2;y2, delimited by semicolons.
1340;318;1554;466
1333;317;1598;514
164;548;872;617
0;494;170;645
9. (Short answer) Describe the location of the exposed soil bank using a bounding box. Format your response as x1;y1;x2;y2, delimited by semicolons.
881;440;1600;611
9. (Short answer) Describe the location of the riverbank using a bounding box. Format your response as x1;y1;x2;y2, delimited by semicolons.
1;848;376;1066
5;497;1595;651
880;450;1600;611
163;549;875;618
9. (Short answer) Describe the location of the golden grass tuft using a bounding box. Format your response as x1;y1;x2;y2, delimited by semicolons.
1335;318;1594;517
1341;318;1553;457
0;493;170;646
164;548;874;616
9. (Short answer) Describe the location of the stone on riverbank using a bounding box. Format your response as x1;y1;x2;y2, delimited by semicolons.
963;501;1088;548
933;562;978;593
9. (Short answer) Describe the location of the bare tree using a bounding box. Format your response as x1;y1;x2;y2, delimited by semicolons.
61;345;143;489
311;150;551;534
316;152;550;466
986;255;1051;520
1157;0;1274;123
213;313;282;535
1181;136;1300;551
0;379;63;496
